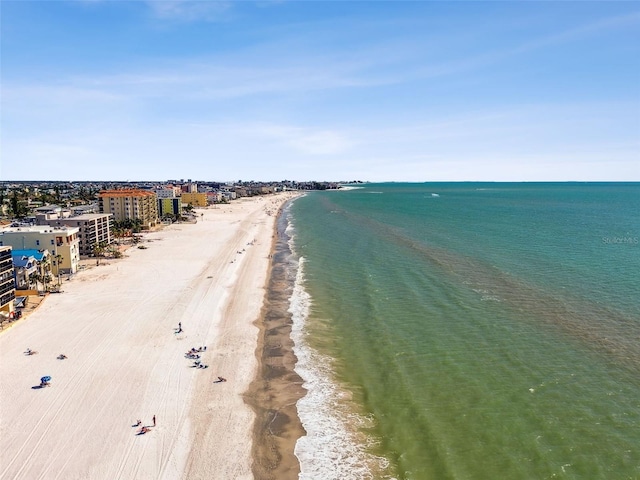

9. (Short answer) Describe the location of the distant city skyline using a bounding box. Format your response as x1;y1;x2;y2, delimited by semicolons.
2;1;639;182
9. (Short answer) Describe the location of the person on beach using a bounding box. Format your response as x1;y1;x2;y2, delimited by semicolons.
133;419;141;427
152;415;156;427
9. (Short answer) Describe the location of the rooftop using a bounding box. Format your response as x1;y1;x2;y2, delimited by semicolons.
10;249;49;262
99;189;156;197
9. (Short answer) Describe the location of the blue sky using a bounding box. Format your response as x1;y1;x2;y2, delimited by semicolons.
2;1;639;182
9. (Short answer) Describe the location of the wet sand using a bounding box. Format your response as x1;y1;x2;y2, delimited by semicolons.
245;198;307;480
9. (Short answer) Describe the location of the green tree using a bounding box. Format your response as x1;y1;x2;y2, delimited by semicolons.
92;241;108;266
54;185;62;204
54;254;64;286
43;272;53;292
10;191;28;218
107;244;122;259
28;271;38;290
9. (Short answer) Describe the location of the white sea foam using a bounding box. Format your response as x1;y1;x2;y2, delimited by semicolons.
289;257;394;480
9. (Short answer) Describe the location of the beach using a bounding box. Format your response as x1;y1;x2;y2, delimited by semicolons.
0;192;301;480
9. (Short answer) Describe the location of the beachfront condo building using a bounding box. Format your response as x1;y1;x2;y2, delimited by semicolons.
0;246;16;316
11;252;38;290
38;213;113;256
11;249;51;291
98;189;158;229
181;192;208;207
0;226;80;276
158;197;183;219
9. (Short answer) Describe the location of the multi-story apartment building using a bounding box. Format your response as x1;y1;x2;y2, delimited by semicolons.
11;249;51;290
156;186;181;199
180;192;208;207
158;197;183;219
0;226;80;275
38;213;113;256
0;246;16;316
206;192;223;203
98;189;158;229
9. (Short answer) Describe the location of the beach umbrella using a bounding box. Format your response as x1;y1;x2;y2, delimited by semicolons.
41;376;51;383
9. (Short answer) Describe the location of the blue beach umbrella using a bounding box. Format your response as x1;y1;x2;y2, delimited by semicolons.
41;376;51;383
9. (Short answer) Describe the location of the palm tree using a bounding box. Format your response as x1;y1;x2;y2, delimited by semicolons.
54;254;63;287
131;218;143;233
112;225;124;245
93;241;107;266
40;272;53;292
28;271;39;291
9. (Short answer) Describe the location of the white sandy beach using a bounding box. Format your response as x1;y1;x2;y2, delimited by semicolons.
0;193;297;480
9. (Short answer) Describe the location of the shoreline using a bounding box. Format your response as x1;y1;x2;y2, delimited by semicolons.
246;196;307;480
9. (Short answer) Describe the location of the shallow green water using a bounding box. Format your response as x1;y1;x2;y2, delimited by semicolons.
290;183;640;480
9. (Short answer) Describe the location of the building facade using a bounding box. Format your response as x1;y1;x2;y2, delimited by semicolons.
39;213;112;256
180;192;208;207
11;249;51;290
98;189;158;229
155;187;181;199
0;246;16;315
11;252;38;290
0;226;80;275
158;198;183;219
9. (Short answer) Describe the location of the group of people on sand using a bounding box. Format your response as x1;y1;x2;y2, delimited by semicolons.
186;345;208;368
24;348;67;390
134;415;156;435
25;348;67;360
175;325;227;381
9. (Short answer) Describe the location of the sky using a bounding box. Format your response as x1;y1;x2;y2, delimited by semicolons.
1;1;639;182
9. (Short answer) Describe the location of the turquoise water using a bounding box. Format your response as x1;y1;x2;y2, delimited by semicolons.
288;183;640;480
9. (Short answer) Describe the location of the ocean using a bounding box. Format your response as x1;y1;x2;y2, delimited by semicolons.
279;183;640;480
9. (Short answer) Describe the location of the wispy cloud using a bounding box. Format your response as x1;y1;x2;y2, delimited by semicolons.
144;0;233;22
411;10;640;81
3;2;637;181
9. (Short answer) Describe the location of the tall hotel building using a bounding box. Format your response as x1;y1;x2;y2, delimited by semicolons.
98;189;158;229
0;246;16;316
